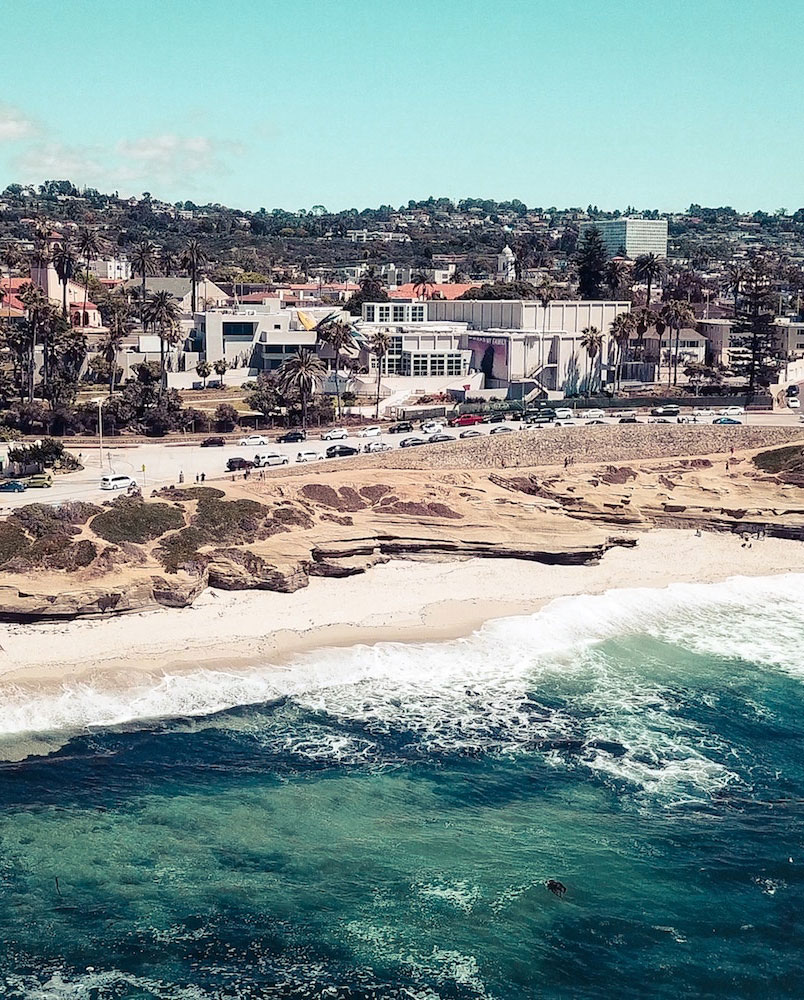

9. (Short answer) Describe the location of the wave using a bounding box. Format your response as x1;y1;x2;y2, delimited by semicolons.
1;572;801;802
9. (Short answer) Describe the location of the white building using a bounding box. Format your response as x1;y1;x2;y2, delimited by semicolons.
346;229;411;243
578;218;668;259
359;302;471;378
496;245;516;282
88;256;132;281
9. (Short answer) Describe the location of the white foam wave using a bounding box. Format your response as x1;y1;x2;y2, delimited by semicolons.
1;573;801;802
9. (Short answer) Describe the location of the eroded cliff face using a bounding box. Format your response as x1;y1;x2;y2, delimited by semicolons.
0;444;801;621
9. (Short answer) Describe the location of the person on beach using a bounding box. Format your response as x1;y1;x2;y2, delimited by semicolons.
179;470;184;484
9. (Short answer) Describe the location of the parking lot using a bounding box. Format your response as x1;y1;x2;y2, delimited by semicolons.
1;405;801;511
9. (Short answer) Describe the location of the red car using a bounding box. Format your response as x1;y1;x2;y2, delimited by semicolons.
448;413;484;427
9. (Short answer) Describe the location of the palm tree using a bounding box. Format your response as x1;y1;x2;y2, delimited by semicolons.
181;238;207;315
18;282;49;401
196;359;211;388
159;246;178;276
653;311;666;381
213;358;228;386
725;261;748;319
51;237;79;314
580;325;603;397
609;312;636;390
2;245;19;308
536;275;556;375
76;226;104;320
633;253;666;307
143;289;182;393
358;266;387;300
604;259;629;298
369;329;392;418
278;348;326;430
660;300;696;386
101;302;131;396
130;240;157;327
411;272;434;300
317;317;354;417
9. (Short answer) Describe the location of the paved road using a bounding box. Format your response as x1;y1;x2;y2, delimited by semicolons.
2;407;802;512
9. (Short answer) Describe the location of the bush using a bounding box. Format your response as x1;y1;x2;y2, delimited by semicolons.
214;403;239;431
753;445;804;475
90;497;186;544
11;502;101;539
8;437;66;468
154;486;225;502
0;521;30;567
192;495;267;544
155;527;207;573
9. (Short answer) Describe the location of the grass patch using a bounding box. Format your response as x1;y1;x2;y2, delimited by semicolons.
155;486;225;502
91;498;186;544
192;496;267;545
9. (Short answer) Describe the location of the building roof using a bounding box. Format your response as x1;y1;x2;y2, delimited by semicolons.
389;283;477;300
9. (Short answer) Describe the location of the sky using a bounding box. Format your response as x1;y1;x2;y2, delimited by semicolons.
1;0;803;214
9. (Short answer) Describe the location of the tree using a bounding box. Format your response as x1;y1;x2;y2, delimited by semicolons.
659;300;696;386
633;253;666;307
51;237;79;314
181;238;207;315
18;282;49;401
101;301;131;396
317;317;354;417
344;266;389;315
535;276;556;375
609;312;636;390
458;281;537;300
160;245;178;276
245;372;283;421
143;290;182;393
732;262;779;393
130;240;157;326
76;226;104;320
412;272;435;300
575;227;607;299
725;261;749;318
604;259;629;298
369;329;392;418
195;359;212;388
277;348;326;430
213;402;238;431
580;326;603;396
213;358;228;385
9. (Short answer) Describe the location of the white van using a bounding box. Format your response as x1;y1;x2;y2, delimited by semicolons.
100;474;136;491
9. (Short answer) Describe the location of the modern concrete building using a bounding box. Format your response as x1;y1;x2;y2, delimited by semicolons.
122;277;228;313
578;218;668;259
359;301;471;378
88;256;132;281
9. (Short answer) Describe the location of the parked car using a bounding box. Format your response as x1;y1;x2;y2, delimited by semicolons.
429;433;455;443
554;407;574;419
100;474;135;491
713;417;742;425
388;421;413;434
583;408;606;419
482;412;508;424
719;406;745;416
694;408;716;418
0;480;26;492
587;419;606;425
449;413;484;427
326;444;359;458
206;379;222;389
400;436;426;447
490;425;514;434
191;381;204;390
420;421;444;435
526;412;554;424
227;457;254;471
364;441;391;453
619;415;639;424
358;425;382;437
254;452;289;467
322;427;349;440
553;419;580;427
459;429;483;438
277;429;306;443
200;436;226;447
238;434;269;446
788;398;800;409
296;450;323;462
786;385;800;396
651;405;680;417
26;473;53;488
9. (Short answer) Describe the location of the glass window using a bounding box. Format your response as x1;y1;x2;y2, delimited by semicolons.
364;305;375;322
411;305;425;322
378;305;390;322
392;305;406;322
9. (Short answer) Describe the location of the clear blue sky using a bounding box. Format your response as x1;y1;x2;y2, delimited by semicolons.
1;0;802;213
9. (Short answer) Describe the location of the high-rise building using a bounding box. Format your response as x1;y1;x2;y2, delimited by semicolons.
578;218;668;259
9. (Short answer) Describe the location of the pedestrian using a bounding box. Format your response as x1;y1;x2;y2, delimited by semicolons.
730;446;735;456
179;470;184;484
195;473;199;484
726;461;730;471
564;456;569;469
200;472;205;483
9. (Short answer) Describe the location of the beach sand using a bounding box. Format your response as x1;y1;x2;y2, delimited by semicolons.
0;528;798;693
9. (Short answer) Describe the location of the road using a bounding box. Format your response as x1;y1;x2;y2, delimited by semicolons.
1;406;802;511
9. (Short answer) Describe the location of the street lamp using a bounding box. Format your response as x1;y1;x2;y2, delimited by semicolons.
91;397;106;470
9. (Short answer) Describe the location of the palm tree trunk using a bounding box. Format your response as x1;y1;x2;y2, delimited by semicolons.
673;328;680;385
109;352;116;398
159;331;166;397
62;280;67;316
301;389;308;431
375;356;382;419
646;277;652;308
83;255;90;320
141;275;147;330
191;265;196;315
334;348;341;419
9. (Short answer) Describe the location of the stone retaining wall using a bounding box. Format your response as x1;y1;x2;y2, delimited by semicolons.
263;425;804;478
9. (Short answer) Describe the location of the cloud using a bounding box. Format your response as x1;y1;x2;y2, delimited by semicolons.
0;103;37;142
12;131;244;195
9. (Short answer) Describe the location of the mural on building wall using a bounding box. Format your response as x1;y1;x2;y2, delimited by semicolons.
468;338;507;381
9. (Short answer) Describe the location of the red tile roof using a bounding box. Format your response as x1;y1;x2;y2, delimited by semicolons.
389;282;477;300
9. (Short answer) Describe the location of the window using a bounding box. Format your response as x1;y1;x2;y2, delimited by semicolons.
411;305;425;322
364;305;375;322
378;305;390;322
392;305;406;322
390;336;403;352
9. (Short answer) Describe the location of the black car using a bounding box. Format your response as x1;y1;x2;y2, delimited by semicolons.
277;429;306;443
459;429;482;438
326;444;359;458
525;412;554;424
482;412;507;423
428;433;455;443
227;457;255;471
786;385;799;396
388;421;414;434
619;415;639;424
490;425;513;434
651;405;680;417
201;436;225;447
400;436;426;447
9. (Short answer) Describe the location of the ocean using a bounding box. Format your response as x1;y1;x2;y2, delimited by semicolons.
1;574;803;999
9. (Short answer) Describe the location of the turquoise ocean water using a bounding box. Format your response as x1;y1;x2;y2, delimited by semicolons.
1;574;803;999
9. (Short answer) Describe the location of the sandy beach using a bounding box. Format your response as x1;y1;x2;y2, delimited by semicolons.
0;528;798;692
